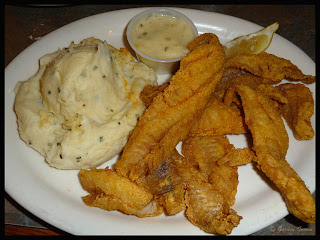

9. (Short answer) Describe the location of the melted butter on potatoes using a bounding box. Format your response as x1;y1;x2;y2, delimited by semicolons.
14;37;157;169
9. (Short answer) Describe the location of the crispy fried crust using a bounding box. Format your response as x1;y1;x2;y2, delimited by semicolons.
225;52;315;84
189;96;247;136
171;150;242;235
173;151;242;235
79;168;163;217
234;85;315;223
214;69;274;101
224;83;289;112
116;33;226;181
137;154;187;216
276;83;314;140
140;85;247;137
140;82;170;107
182;135;232;177
182;135;254;206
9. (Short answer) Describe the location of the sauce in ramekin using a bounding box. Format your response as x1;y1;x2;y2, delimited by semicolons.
130;13;196;60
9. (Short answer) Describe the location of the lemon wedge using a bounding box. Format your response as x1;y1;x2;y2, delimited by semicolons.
224;22;279;58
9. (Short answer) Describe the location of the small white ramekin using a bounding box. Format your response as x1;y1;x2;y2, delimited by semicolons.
126;8;198;75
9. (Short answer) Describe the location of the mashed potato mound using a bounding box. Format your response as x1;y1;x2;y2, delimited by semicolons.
14;37;157;169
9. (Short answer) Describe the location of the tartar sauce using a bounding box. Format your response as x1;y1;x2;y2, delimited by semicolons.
130;13;196;60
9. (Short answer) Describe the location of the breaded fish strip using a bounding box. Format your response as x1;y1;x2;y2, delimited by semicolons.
138;155;187;216
184;179;241;235
225;52;315;84
79;168;163;217
116;33;225;181
170;150;242;235
140;85;246;137
182;136;232;177
276;83;314;140
189;96;247;137
140;73;265;138
139;149;242;234
189;73;281;137
233;85;315;223
224;83;288;110
182;136;254;206
214;69;274;101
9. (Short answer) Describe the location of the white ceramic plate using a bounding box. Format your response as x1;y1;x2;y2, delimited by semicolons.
5;7;315;235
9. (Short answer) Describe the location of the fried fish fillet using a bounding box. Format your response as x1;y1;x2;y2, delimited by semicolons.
116;33;226;181
182;135;254;206
189;72;286;137
184;179;241;235
233;84;315;223
170;150;242;235
216;147;256;167
276;83;314;140
140;85;246;137
156;150;242;234
224;83;289;111
189;96;247;137
214;69;274;101
182;135;239;207
225;52;315;84
139;71;279;138
141;71;272;138
79;167;163;217
141;149;242;234
137;154;187;216
157;182;186;216
182;136;232;177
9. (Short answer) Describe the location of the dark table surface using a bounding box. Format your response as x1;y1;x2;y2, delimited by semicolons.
5;4;315;236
